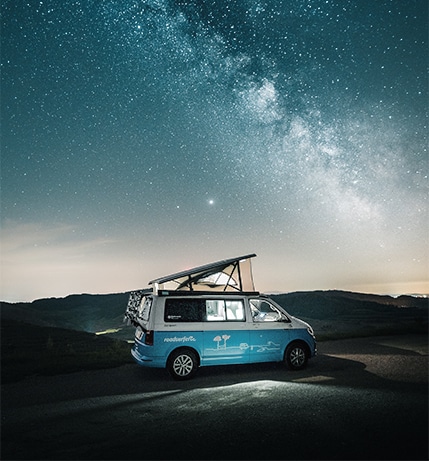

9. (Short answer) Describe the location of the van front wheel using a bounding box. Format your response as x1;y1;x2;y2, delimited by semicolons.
285;342;308;370
167;349;198;380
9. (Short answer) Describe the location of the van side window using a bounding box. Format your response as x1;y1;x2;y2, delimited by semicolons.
164;298;245;322
205;300;245;321
164;299;204;322
250;299;285;322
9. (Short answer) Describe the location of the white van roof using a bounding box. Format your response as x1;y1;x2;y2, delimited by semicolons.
149;253;257;294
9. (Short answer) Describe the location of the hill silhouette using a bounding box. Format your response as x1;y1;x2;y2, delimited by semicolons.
1;293;130;335
1;318;133;383
1;290;427;383
1;290;427;340
271;290;428;338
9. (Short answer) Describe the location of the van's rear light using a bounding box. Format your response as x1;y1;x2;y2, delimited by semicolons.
144;330;154;346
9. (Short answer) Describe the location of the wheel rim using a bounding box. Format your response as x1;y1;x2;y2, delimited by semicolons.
290;347;305;367
173;354;194;376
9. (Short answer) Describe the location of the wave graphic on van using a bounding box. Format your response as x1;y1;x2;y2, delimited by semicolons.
206;339;281;353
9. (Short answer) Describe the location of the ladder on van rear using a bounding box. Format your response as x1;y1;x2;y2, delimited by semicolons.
124;290;149;326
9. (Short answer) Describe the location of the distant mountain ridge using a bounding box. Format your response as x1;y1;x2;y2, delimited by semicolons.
271;290;428;317
0;293;130;333
2;289;427;383
1;290;427;340
271;290;428;338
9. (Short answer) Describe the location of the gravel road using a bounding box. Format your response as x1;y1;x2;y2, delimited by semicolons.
1;334;428;460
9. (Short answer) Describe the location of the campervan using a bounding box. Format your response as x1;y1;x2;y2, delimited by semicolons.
124;254;316;380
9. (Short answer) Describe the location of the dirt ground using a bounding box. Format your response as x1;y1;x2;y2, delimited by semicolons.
1;334;428;460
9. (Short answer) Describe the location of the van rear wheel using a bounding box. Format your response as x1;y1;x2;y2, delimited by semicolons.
167;349;198;380
285;342;308;370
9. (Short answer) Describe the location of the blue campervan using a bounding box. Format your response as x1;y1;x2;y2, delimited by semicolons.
124;254;316;380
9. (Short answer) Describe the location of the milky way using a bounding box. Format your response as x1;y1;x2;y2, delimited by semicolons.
1;0;427;301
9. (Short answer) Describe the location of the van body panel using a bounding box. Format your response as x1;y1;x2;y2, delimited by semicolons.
202;327;250;365
124;255;316;378
249;325;289;363
132;329;205;368
289;327;317;346
128;294;316;372
131;340;163;367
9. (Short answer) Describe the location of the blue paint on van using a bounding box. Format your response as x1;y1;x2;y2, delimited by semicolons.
124;255;317;379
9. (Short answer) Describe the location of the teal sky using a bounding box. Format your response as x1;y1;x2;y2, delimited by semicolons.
1;0;427;302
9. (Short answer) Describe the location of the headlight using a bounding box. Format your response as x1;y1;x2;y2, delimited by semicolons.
307;325;314;336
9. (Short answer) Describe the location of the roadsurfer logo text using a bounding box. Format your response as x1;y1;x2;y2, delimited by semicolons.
164;336;196;343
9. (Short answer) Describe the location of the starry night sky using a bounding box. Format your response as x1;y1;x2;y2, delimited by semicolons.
1;0;427;302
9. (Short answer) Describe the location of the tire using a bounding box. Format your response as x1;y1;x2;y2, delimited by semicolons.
167;349;198;380
285;342;308;370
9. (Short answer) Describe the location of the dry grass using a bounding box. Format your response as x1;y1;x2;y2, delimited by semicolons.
1;319;133;384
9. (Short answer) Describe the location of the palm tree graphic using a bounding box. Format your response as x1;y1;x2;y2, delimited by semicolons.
222;334;230;348
213;335;222;349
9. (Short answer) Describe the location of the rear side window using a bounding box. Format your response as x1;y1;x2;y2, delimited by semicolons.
164;299;204;322
206;300;245;321
164;298;245;322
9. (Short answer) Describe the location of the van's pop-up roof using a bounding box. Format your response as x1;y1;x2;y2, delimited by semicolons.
149;253;257;294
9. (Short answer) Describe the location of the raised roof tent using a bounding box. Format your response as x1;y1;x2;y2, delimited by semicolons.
149;253;257;294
